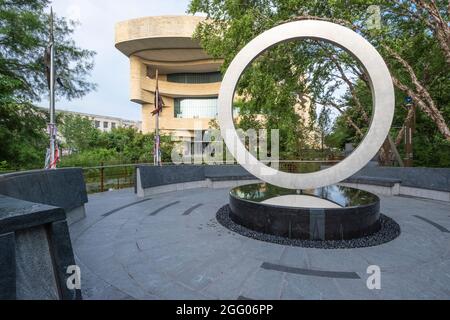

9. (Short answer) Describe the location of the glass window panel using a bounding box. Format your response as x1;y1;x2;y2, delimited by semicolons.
174;97;218;119
167;72;222;84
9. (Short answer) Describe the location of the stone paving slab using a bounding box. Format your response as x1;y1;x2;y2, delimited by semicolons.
70;187;450;300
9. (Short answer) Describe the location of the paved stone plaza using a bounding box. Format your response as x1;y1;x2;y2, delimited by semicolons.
70;187;450;300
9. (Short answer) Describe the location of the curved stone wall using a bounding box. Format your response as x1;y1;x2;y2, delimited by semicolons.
229;185;381;240
0;168;87;299
136;164;258;197
137;164;450;202
353;166;450;192
0;168;88;224
341;166;450;202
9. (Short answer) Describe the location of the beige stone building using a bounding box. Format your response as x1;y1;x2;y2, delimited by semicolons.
115;15;318;147
115;15;223;142
60;110;142;133
38;107;142;132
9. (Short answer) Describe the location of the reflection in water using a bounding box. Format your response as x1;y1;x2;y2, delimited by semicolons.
231;183;377;207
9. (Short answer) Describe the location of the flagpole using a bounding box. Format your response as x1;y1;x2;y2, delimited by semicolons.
44;7;58;170
154;69;160;166
49;7;56;169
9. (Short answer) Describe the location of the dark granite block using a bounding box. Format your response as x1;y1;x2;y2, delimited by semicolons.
204;165;254;179
353;166;450;192
344;175;401;187
0;195;66;234
0;194;81;300
229;184;380;240
0;232;16;300
15;226;59;299
310;209;325;240
136;164;256;192
137;165;205;189
0;168;88;212
47;220;82;300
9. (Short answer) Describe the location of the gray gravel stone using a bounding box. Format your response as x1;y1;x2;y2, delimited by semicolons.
216;205;401;249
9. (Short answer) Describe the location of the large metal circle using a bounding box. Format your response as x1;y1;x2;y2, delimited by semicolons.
217;20;395;189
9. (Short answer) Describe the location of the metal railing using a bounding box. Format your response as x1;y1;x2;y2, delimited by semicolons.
82;163;138;194
81;159;342;194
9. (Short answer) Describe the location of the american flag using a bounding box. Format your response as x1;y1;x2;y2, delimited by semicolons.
44;124;60;169
151;72;163;166
151;87;164;116
44;8;59;170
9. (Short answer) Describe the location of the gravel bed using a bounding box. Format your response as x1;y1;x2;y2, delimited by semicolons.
216;205;401;249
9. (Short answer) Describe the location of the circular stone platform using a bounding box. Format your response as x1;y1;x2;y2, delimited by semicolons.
262;195;342;208
229;183;381;240
70;187;450;300
217;205;400;249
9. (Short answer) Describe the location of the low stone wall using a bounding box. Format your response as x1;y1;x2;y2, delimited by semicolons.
0;195;82;300
0;168;87;300
0;168;88;224
137;164;450;201
341;166;450;201
353;167;450;192
136;164;258;197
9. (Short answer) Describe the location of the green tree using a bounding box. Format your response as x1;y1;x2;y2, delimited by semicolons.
58;123;175;167
0;0;96;170
0;102;48;169
188;0;449;167
59;114;100;152
0;0;96;101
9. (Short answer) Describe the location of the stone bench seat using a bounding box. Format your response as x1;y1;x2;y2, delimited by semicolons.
0;195;81;300
136;165;258;197
339;167;450;201
0;168;88;299
343;175;401;187
205;174;255;182
0;168;88;225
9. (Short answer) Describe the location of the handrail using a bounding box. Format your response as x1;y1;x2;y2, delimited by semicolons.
80;160;340;170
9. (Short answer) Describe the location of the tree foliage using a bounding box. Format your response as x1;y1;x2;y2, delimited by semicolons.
0;0;96;101
58;122;174;167
59;114;100;152
0;0;96;170
188;0;450;167
0;103;48;170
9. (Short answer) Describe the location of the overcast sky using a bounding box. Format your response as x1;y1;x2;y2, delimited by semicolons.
38;0;192;121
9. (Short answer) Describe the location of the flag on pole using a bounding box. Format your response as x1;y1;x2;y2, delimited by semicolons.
151;69;163;166
44;124;60;169
44;147;60;169
153;134;161;166
151;87;164;116
44;7;58;170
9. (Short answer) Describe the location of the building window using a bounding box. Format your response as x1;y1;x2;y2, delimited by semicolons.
167;72;222;84
94;120;100;128
174;97;218;119
111;122;116;129
103;121;108;129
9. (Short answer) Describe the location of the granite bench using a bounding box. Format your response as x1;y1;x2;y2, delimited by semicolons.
0;194;81;300
0;168;88;300
0;168;88;225
136;165;258;197
340;167;450;201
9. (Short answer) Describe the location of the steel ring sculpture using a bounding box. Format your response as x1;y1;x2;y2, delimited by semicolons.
217;20;395;190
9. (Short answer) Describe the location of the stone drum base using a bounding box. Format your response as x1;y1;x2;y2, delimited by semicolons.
229;183;382;241
217;205;401;249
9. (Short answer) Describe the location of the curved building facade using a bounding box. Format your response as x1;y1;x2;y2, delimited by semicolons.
115;15;223;140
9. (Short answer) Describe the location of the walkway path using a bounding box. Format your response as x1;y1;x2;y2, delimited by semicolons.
70;187;450;299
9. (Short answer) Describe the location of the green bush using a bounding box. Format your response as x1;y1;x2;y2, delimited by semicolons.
59;148;122;168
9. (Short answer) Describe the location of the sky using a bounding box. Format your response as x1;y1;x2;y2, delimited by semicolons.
37;0;351;124
38;0;193;121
